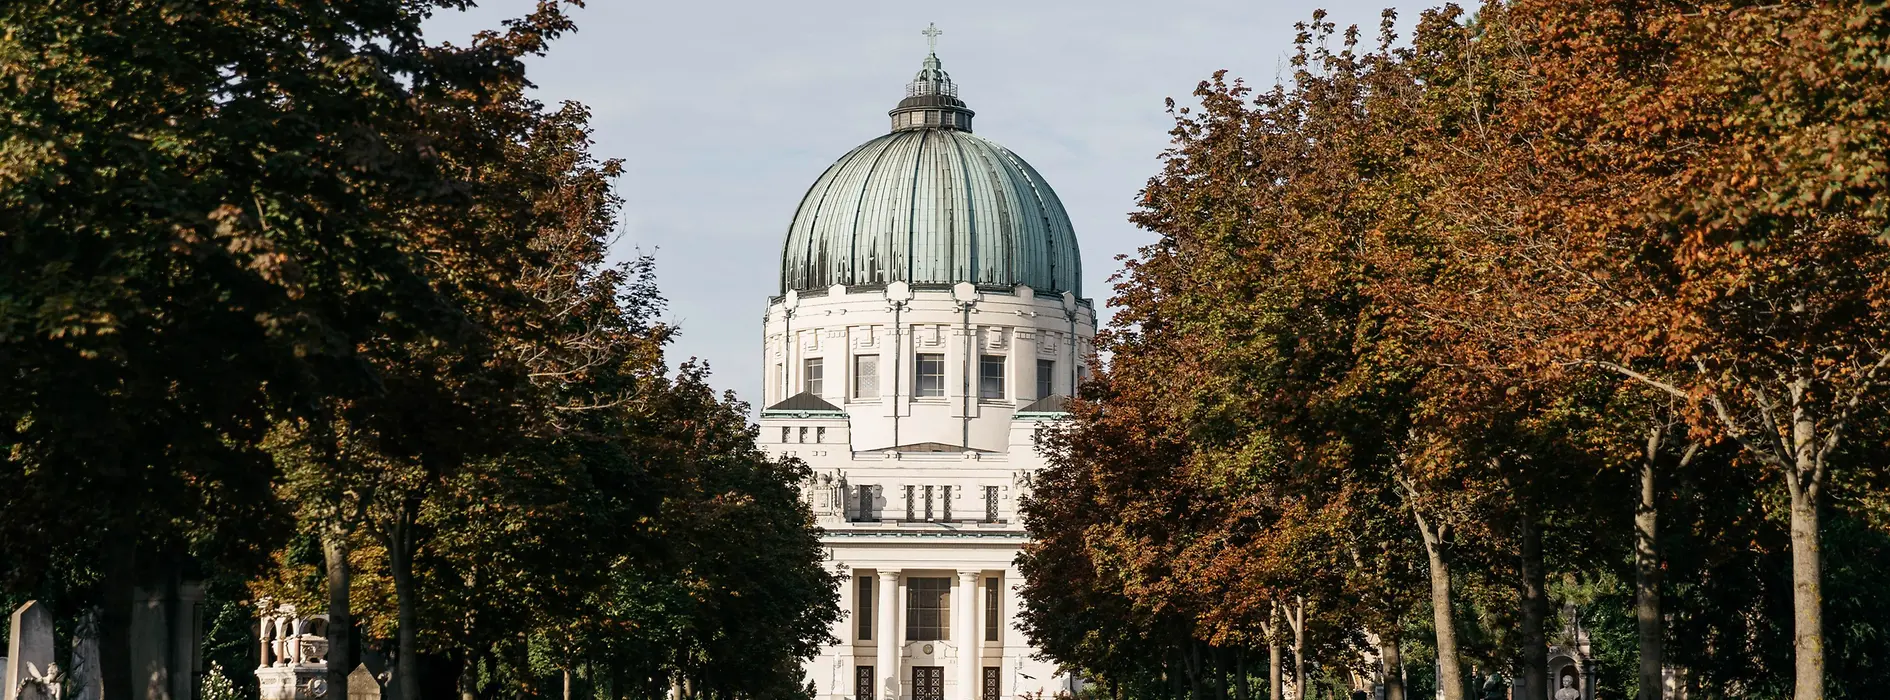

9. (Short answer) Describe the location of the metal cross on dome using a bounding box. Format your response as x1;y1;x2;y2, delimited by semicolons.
922;23;942;53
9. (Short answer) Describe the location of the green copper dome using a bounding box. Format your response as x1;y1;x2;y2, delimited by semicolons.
778;46;1081;296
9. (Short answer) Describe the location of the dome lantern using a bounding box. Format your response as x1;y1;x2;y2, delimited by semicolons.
889;23;974;132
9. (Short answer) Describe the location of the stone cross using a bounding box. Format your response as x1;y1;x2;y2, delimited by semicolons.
922;23;942;53
346;664;381;700
5;601;55;700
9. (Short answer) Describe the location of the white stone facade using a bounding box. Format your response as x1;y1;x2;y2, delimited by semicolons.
760;280;1096;700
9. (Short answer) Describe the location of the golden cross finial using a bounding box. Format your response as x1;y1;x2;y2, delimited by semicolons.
922;23;942;53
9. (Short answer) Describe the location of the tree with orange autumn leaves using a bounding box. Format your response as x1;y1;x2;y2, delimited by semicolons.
1021;3;1890;700
1;1;838;698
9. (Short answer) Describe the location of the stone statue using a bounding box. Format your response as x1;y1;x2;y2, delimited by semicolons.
1555;675;1581;700
1479;675;1504;700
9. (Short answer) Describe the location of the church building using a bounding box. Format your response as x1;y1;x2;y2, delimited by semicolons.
758;27;1096;700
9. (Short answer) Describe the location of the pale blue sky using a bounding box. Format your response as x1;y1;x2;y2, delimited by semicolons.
423;1;1429;411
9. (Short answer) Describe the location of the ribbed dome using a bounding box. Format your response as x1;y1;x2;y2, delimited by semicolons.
778;45;1081;296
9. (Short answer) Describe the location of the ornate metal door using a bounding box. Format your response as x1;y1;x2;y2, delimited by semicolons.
856;666;874;700
981;667;1000;700
912;667;944;700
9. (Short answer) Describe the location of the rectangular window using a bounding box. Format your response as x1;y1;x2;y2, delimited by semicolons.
979;355;1006;400
923;485;935;521
798;426;808;443
781;427;791;443
804;357;824;396
905;578;952;641
854;355;880;398
985;578;1001;641
985;486;999;523
858;485;876;521
817;427;827;443
857;576;874;641
1036;359;1055;399
905;485;916;521
941;485;952;521
914;353;946;397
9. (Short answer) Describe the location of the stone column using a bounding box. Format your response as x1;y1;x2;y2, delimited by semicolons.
876;571;900;700
131;587;171;700
955;571;980;700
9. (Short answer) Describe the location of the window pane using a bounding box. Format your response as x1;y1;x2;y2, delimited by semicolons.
985;578;1000;641
985;486;999;523
905;577;952;641
805;357;824;396
979;355;1005;399
857;576;874;641
855;355;880;398
915;353;945;397
1036;359;1055;399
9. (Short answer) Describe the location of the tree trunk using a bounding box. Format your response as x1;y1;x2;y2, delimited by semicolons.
1635;431;1663;700
1269;604;1284;700
1788;470;1823;700
389;508;421;700
1290;599;1306;700
1379;633;1404;700
97;541;135;700
1520;517;1547;700
1211;647;1228;700
326;532;356;700
565;669;574;700
1188;642;1205;700
1416;514;1464;700
1234;649;1250;700
458;657;478;700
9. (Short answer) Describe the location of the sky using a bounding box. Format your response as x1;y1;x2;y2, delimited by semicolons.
422;0;1430;411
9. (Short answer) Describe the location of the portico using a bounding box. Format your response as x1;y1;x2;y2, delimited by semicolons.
859;569;1000;700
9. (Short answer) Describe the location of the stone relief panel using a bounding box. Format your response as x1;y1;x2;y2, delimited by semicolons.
1036;333;1062;356
916;325;945;348
980;327;1009;350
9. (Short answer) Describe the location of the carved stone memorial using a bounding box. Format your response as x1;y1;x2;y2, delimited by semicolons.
346;665;379;700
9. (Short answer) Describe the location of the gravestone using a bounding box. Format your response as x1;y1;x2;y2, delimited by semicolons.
4;601;55;700
346;664;381;700
69;609;102;700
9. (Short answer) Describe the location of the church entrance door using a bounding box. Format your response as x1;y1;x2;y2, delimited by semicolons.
912;667;943;700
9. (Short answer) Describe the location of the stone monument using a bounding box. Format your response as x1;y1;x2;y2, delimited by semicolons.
1544;604;1596;700
129;580;207;700
67;609;101;700
5;602;56;700
253;601;330;700
345;665;379;700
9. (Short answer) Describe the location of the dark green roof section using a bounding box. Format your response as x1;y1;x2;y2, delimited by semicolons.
762;392;845;417
1014;394;1070;417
